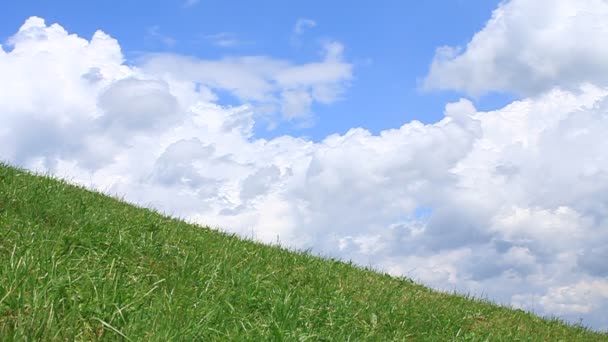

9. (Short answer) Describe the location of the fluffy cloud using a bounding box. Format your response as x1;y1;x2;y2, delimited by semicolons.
98;78;180;136
2;13;608;331
423;0;608;96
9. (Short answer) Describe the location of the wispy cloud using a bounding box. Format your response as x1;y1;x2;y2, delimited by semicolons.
183;0;200;8
146;26;176;47
142;40;352;123
203;32;242;47
291;18;317;47
293;18;316;35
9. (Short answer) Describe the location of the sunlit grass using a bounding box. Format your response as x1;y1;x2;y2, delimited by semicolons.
0;163;605;340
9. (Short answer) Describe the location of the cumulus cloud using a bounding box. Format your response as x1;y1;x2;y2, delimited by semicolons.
423;0;608;96
2;13;608;331
512;279;608;328
98;78;180;138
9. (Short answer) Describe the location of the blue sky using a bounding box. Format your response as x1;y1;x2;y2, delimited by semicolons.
3;0;608;331
2;0;512;140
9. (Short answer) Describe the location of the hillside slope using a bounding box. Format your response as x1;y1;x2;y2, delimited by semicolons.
0;163;605;341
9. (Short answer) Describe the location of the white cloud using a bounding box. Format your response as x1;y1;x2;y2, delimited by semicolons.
98;77;181;137
513;279;608;328
490;206;590;251
281;90;313;119
142;41;352;123
293;18;316;35
423;0;608;96
291;18;317;47
203;32;241;47
540;280;608;314
3;14;608;331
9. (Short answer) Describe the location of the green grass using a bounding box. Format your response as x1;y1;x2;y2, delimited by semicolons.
0;163;605;341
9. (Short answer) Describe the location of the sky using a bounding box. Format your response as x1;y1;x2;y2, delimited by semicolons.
1;0;510;140
2;0;608;331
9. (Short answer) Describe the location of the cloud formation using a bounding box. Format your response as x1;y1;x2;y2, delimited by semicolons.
423;0;608;96
146;26;177;47
141;40;351;124
2;9;608;331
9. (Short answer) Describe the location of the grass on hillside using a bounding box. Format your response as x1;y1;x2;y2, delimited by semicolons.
0;163;606;341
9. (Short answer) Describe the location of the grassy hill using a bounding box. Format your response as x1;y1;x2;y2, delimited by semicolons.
0;163;605;341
